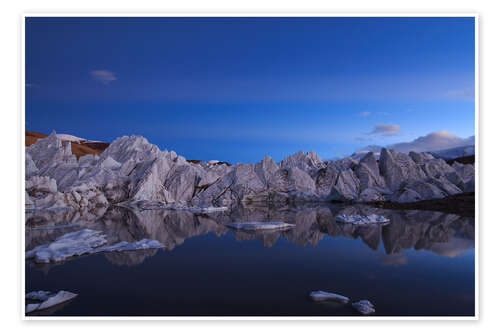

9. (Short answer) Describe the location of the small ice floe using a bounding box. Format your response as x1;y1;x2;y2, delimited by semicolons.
352;300;375;315
226;221;295;231
25;229;166;263
96;239;165;252
176;205;228;213
26;290;51;301
335;214;390;225
309;291;350;303
25;290;78;314
121;200;228;213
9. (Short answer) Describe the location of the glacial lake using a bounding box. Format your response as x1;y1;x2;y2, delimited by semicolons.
25;204;475;316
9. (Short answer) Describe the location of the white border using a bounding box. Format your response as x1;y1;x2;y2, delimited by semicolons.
20;12;479;321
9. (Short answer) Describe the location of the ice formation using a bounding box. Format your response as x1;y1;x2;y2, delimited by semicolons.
25;229;165;263
309;291;350;303
25;290;78;314
25;131;475;211
352;300;375;315
226;221;295;231
335;214;390;225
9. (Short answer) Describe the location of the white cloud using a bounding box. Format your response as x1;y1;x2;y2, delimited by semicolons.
359;130;474;154
367;124;400;136
388;130;474;153
90;70;117;84
358;111;371;117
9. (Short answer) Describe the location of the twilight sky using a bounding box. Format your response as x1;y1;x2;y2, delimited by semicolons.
25;17;475;163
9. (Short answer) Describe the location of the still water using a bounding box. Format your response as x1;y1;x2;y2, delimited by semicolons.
25;204;475;316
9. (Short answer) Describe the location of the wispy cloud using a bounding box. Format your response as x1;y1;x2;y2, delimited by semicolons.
366;124;400;136
358;111;371;117
354;137;371;142
444;88;474;100
90;70;117;84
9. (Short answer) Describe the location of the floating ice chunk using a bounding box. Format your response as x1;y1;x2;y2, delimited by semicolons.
26;303;41;313
180;205;228;213
25;229;107;263
352;300;375;315
37;290;78;311
25;290;78;313
226;221;295;231
97;239;165;252
335;214;390;225
25;229;166;263
309;291;350;303
25;290;51;301
121;200;228;213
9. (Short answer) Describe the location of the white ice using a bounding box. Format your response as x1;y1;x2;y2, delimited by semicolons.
352;299;375;315
25;229;166;263
335;214;390;225
309;291;350;303
25;290;78;313
226;221;295;231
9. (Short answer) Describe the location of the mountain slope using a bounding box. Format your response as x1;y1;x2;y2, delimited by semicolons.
25;131;109;158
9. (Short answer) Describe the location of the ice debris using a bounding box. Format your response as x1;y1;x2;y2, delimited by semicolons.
25;290;78;313
25;229;165;263
309;291;350;303
352;300;375;315
226;221;295;231
335;214;390;225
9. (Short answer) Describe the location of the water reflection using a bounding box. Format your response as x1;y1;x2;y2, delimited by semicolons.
25;204;474;268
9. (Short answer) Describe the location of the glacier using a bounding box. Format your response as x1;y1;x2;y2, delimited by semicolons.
25;131;475;211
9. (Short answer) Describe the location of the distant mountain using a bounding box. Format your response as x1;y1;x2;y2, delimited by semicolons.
428;145;475;160
25;130;109;158
350;144;474;162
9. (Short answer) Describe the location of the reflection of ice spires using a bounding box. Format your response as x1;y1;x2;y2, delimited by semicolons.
104;249;159;266
429;236;475;258
25;203;474;267
380;254;408;266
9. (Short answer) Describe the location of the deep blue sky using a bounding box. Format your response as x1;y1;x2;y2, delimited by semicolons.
25;17;475;163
